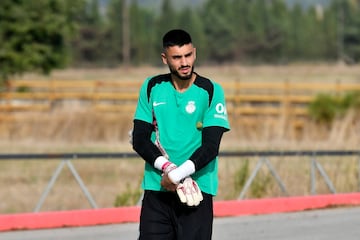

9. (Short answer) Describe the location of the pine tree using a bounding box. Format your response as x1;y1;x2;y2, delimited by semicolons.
202;0;237;63
0;0;84;81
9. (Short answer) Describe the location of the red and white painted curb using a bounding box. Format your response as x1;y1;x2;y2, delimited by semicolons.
1;193;360;232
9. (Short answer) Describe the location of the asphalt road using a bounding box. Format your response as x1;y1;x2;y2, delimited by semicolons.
1;206;360;240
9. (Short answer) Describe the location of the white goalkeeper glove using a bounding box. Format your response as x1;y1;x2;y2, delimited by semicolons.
155;157;202;206
176;177;203;206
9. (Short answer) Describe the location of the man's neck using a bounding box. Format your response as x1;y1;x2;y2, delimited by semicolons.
171;74;196;92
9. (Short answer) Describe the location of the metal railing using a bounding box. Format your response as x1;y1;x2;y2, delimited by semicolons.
1;150;359;212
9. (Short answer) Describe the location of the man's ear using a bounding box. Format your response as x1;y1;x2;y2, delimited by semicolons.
161;53;167;65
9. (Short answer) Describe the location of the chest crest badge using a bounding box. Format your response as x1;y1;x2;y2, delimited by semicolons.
185;101;196;114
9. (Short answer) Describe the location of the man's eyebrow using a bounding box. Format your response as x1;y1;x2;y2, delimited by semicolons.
171;51;193;58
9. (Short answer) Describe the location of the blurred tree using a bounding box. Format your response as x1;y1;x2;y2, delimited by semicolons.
267;0;290;62
106;0;124;65
245;0;269;61
247;0;289;63
71;0;106;66
202;0;237;63
122;0;130;65
129;0;157;65
62;0;360;67
154;0;178;60
158;0;177;32
342;0;360;63
321;3;338;60
176;6;207;64
0;0;84;82
230;0;250;61
287;4;308;60
301;6;327;60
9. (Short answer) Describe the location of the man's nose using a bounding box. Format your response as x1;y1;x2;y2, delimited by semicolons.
180;56;188;66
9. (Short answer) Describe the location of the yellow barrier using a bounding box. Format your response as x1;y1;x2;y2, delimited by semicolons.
1;79;360;123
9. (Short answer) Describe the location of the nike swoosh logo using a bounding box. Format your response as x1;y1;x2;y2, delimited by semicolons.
153;102;166;107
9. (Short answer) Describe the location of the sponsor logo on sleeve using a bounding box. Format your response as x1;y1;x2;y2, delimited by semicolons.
214;103;227;120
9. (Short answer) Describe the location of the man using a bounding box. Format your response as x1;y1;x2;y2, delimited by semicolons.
132;29;230;240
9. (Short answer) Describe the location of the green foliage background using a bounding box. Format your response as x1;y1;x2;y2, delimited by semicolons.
1;0;360;79
69;0;359;66
309;91;360;124
0;0;85;80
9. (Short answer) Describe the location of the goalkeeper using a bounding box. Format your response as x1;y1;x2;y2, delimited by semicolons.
132;29;230;240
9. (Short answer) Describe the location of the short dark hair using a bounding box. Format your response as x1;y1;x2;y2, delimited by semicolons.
162;29;192;48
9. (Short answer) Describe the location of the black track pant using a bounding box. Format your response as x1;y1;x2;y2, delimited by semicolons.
138;190;213;240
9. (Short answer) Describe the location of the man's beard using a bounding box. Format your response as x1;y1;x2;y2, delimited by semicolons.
169;66;194;80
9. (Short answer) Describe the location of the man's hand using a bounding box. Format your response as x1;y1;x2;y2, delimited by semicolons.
161;173;177;192
176;177;203;206
158;159;202;206
160;161;177;191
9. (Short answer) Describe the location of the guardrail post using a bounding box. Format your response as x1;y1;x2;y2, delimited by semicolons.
34;160;67;212
264;158;288;195
310;156;336;195
238;157;264;199
66;160;98;209
34;159;98;212
238;157;287;199
314;160;336;193
310;157;317;195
